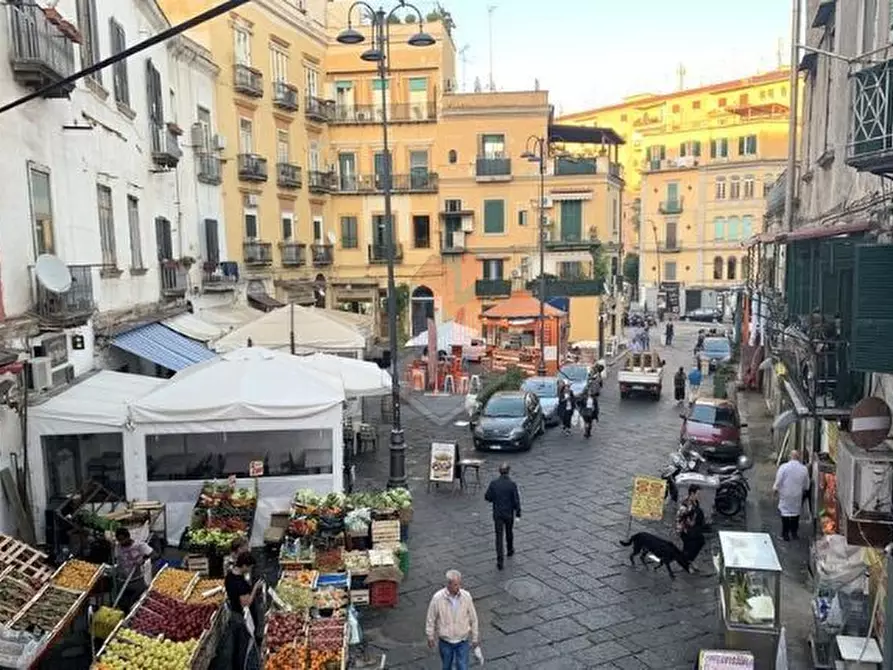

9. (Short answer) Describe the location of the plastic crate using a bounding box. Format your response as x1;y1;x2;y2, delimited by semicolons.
369;580;398;608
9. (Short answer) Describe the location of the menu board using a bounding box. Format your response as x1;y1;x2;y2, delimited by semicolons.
629;476;667;521
698;650;754;670
429;442;457;483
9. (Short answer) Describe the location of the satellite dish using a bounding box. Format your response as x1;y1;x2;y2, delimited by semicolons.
35;254;72;294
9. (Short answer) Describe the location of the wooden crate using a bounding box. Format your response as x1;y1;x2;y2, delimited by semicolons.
0;534;53;584
185;555;210;576
370;520;400;546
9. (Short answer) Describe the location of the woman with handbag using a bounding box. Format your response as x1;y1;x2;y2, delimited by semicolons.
225;553;262;670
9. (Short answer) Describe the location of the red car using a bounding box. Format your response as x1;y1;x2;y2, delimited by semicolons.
679;397;747;462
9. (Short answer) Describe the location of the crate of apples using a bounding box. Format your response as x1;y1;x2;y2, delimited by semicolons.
309;618;345;652
129;591;217;642
265;611;306;652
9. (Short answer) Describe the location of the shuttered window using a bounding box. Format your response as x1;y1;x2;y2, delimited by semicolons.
110;19;129;106
483;199;505;234
852;243;893;372
559;200;582;241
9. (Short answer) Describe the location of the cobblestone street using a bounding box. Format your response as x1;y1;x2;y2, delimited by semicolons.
354;322;812;669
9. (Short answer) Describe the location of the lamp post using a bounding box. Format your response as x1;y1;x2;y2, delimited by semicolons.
650;221;662;313
337;2;435;489
522;136;548;375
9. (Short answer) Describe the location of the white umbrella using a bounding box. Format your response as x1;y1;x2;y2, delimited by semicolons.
300;352;392;397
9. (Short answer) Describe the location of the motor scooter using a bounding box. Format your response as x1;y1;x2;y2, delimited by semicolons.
661;443;752;515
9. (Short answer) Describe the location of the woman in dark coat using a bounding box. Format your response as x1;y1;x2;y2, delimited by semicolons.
558;384;575;436
579;383;600;439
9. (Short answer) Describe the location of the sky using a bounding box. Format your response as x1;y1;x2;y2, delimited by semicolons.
411;0;793;114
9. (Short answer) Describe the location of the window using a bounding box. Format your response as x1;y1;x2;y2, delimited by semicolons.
281;212;293;240
713;256;723;280
313;217;323;242
718;97;726;107
413;215;430;248
234;27;251;66
559;200;583;241
620;113;628;122
244;209;258;239
277;129;289;163
239;118;253;153
127;196;143;269
28;166;54;256
480;134;505;158
559;261;583;279
409;150;429;188
727;257;737;280
96;185;116;267
518;209;528;227
612;199;619;234
270;45;288;83
679;141;701;157
739;93;749;106
146;59;164;136
482;259;504;279
729;176;741;199
76;0;101;85
371;78;389;119
409;77;428;117
305;67;319;97
862;0;879;53
334;80;354;108
671;104;680;113
763;176;775;196
109;19;129;106
727;216;740;239
196;106;212;151
759;90;766;100
743;175;755;198
647;145;666;161
483;199;505;234
738;135;758;156
710;138;729;158
665;221;678;249
338;153;356;189
448;149;457;164
715;178;727;200
664;261;677;282
374;151;391;188
205;219;220;265
692;100;701;109
742;256;751;280
155;217;173;260
309;143;320;173
713;217;725;240
340;216;357;248
742;215;754;240
371;215;391;248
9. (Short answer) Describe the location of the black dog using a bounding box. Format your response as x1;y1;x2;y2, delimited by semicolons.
619;532;692;579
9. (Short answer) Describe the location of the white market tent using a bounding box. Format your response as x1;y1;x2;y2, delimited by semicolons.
213;305;365;356
298;353;391;398
128;347;346;545
405;320;480;350
308;307;375;341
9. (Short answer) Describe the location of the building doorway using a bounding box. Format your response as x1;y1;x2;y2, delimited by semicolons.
411;285;435;336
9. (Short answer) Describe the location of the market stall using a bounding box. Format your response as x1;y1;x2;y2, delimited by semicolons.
480;292;568;376
179;481;258;574
127;348;346;547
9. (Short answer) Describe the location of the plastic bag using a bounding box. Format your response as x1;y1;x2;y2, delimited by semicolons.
571;410;582;428
826;594;844;628
347;606;362;645
473;646;485;665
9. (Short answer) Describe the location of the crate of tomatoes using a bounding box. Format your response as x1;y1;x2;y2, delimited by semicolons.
308;617;347;670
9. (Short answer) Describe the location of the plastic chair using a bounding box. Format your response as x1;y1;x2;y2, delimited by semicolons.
458;376;470;394
411;368;425;391
442;375;455;394
469;374;482;393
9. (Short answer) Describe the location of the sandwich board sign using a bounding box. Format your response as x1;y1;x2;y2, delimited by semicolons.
429;442;457;483
629;476;667;521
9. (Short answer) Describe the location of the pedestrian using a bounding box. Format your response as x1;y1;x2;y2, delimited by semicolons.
425;570;480;670
579;382;600;438
558;384;575;435
114;527;154;614
674;366;686;404
694;329;706;355
687;365;702;403
224;536;250;575
676;485;706;568
484;463;521;570
773;450;811;540
665;321;674;346
224;553;263;670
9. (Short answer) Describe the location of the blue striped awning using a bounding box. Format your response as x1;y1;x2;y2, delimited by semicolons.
113;323;216;372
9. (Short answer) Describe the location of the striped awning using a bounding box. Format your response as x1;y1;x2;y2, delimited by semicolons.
550;191;592;201
112;323;216;372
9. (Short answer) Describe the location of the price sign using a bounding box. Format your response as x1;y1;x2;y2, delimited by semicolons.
227;474;236;490
698;650;754;670
629;476;667;521
249;461;264;477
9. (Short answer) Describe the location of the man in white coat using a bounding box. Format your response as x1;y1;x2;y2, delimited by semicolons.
773;450;811;541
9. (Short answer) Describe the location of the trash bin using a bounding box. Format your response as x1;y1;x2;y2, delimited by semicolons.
674;472;720;524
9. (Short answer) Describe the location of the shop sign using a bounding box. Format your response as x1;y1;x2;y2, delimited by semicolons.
429;442;457;483
698;649;754;669
249;460;264;477
629;476;666;521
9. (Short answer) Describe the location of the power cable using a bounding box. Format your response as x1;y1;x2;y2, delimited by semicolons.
0;0;253;115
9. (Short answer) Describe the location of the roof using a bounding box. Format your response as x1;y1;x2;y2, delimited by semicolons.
481;293;566;319
692;397;737;408
549;124;625;145
112;323;217;372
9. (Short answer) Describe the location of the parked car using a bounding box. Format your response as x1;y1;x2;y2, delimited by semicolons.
679;397;747;462
462;338;487;363
559;364;593;397
697;336;732;372
683;307;722;323
471;391;544;452
521;376;561;426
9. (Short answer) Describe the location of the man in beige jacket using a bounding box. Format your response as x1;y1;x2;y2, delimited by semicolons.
425;570;480;670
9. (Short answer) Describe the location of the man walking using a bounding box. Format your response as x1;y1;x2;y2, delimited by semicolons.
674;366;686;405
773;450;810;540
687;365;702;403
484;463;521;570
426;570;480;670
665;321;674;347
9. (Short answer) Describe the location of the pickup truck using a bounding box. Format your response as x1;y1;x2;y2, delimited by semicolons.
618;351;665;400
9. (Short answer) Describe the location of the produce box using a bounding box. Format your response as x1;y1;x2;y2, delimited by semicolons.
183;482;257;557
308;617;347;670
0;535;54;585
342;551;370;576
262;610;307;656
280;538;315;567
350;589;370;607
274;577;315;611
0;566;41;624
370;520;400;546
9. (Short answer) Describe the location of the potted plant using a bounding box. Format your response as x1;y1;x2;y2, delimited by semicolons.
179;256;196;269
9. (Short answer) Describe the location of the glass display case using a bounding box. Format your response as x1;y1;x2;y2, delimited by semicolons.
717;531;783;668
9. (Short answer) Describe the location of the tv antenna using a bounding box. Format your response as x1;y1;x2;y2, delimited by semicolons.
487;5;497;92
458;44;470;92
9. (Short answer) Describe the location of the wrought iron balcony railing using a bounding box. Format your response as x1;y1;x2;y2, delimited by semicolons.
528;277;604;297
280;241;307;266
475;279;512;297
659;197;684;214
196;153;222;185
151;123;182;168
272;81;299;111
277;162;302;188
311;243;334;266
308;170;336;193
7;3;76;97
368;243;404;264
160;260;187;297
243;240;273;265
330;101;437;124
238;154;268;182
847;59;893;174
305;96;334;122
34;264;94;326
336;172;438;193
234;64;263;97
476;157;512;178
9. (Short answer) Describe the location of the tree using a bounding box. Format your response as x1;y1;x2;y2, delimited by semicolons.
387;13;401;24
622;253;639;287
591;246;610;288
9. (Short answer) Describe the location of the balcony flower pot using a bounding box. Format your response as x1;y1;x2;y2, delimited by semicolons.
179;256;196;269
167;122;184;136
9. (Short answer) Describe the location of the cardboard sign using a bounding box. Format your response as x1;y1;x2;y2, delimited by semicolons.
249;460;264;477
698;650;754;670
629;476;667;521
429;442;457;483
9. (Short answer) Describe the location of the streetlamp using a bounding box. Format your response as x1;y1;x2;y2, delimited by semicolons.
337;2;435;490
521;135;548;375
650;221;662;313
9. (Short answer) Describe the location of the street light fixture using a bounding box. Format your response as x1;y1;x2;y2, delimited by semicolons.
338;1;434;490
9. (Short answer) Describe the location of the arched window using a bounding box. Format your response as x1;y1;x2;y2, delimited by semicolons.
713;217;725;241
713;256;724;280
727;256;737;280
448;149;457;164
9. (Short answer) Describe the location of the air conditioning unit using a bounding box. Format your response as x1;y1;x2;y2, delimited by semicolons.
541;196;553;208
51;363;74;388
190;123;204;148
837;433;893;523
28;357;52;392
212;134;226;151
244;193;259;207
461;216;474;232
31;332;68;367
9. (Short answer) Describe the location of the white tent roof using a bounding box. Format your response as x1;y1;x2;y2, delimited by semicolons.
129;347;345;425
213;305;364;354
308;307;374;340
163;313;228;343
406;321;480;350
30;370;165;433
298;353;391;397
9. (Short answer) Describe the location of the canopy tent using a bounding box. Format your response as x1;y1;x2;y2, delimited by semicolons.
405;320;480;350
213;305;365;356
481;293;566;319
163;313;229;343
298;353;391;397
112;323;216;371
309;307;375;341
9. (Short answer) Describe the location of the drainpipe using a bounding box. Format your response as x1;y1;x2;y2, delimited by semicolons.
783;0;801;233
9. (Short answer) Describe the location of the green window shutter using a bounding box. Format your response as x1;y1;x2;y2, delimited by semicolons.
483;199;505;234
659;145;666;160
559;200;582;241
741;216;753;239
409;77;427;92
679;143;687;157
713;217;725;240
738;137;745;155
693;141;702;157
335;80;353;90
372;79;390;91
710;140;717;158
852;244;893;372
727;217;740;239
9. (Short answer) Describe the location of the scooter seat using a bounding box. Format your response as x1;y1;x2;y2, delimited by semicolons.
707;464;738;475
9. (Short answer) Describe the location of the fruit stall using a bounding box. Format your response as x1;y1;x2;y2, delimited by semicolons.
180;482;258;576
93;566;226;670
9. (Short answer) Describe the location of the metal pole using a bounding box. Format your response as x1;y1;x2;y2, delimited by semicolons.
598;308;605;360
289;302;296;355
377;12;405;490
487;5;496;91
783;0;801;232
652;224;661;310
884;544;893;670
537;140;547;375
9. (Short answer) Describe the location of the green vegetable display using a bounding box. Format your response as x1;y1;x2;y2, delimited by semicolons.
292;489;412;512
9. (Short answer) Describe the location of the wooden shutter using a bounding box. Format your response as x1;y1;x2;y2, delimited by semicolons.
738;137;745;155
679;143;687;157
204;219;220;264
146;59;163;125
693;141;702;157
155;217;173;260
851;244;893;372
710;140;717;158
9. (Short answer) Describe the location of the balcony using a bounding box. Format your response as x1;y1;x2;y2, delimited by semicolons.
544;235;599;252
330;101;437;124
336;172;439;194
658;198;684;214
305;96;334;123
528;277;604;298
7;4;76;97
196;153;222;185
233;64;263;97
280;242;307;267
150;123;182;169
159;261;187;298
35;264;94;327
308;170;336;194
277;162;302;189
847;59;893;174
368;243;404;264
476;157;512;181
202;261;239;292
311;244;334;266
243;241;273;266
272;81;299;111
238;154;268;182
475;279;512;298
658;243;682;253
554;157;597;175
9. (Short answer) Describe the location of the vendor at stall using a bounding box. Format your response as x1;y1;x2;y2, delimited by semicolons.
114;527;154;613
224;536;250;574
224;553;263;670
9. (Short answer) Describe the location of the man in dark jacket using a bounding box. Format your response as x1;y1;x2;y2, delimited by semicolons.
484;463;521;570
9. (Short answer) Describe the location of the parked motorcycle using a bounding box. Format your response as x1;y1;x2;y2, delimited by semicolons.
661;444;752;516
